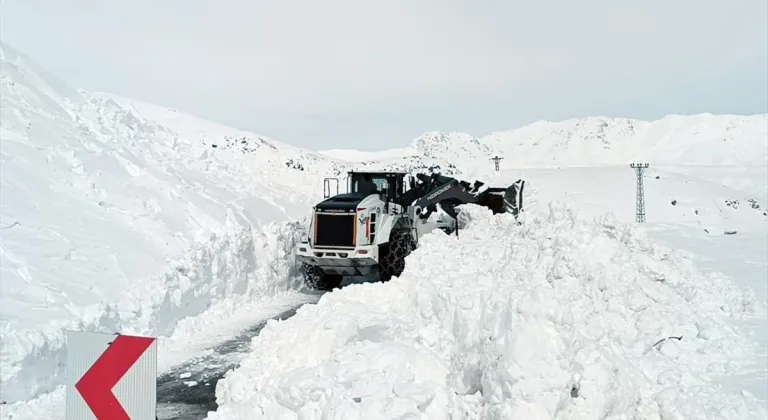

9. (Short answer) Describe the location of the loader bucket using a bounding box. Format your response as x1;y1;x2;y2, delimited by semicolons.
474;180;525;217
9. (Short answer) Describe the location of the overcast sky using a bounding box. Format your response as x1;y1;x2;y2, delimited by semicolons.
2;0;766;150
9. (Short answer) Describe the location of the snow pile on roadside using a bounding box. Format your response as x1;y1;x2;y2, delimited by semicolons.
0;216;313;419
1;213;309;404
209;204;764;420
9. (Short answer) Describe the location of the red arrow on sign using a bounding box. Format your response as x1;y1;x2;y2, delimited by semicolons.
75;334;155;420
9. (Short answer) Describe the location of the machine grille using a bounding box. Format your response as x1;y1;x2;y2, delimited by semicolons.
314;213;355;248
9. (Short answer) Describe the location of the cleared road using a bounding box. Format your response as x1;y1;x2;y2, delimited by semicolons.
155;306;303;420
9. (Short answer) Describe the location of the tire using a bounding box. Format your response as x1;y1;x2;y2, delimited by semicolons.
301;263;343;291
379;231;417;282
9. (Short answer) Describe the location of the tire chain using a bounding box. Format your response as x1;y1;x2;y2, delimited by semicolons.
301;263;322;289
381;233;416;278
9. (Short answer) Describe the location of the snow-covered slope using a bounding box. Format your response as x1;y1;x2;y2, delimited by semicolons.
0;42;329;403
321;115;768;168
90;92;349;177
93;93;299;150
210;205;765;419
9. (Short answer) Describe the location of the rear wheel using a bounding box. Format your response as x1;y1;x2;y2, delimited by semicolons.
379;231;417;282
301;263;343;291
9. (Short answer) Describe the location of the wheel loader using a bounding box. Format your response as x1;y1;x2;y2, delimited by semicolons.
295;170;526;290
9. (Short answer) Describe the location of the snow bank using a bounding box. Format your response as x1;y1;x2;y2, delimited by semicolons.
209;204;764;420
0;220;319;420
1;214;309;403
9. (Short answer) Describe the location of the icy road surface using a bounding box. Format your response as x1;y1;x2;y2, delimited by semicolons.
0;292;320;419
156;305;304;420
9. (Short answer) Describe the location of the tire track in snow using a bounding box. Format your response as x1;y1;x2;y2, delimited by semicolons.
155;304;305;419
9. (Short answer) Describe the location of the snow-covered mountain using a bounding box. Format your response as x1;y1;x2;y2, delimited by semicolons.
321;115;768;168
0;42;330;403
2;41;767;420
86;92;351;176
489;114;768;167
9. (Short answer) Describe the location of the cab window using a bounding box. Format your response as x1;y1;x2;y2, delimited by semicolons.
372;178;388;192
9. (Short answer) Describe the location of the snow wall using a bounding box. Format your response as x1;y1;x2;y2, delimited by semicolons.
209;204;765;420
1;214;308;403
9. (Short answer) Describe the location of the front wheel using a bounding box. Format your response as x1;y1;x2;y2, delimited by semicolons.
379;231;417;282
301;263;343;291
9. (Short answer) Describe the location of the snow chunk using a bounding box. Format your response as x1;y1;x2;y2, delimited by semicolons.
209;203;764;420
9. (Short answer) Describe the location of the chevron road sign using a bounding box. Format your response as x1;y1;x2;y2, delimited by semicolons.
65;331;157;420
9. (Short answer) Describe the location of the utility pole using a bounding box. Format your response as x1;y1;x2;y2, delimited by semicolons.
630;163;649;223
490;156;503;172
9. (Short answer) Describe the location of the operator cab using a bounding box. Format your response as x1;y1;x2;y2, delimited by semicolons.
348;171;410;201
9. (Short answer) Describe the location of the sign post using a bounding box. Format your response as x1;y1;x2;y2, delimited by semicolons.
65;331;157;420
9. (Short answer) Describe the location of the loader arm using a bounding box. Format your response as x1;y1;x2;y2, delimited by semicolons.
391;173;479;220
394;172;525;221
411;179;478;219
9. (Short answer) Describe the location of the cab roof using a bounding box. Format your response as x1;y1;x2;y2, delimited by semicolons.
347;170;408;175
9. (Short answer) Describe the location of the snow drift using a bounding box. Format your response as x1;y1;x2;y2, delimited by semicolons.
209;204;764;420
